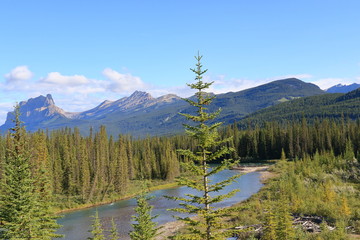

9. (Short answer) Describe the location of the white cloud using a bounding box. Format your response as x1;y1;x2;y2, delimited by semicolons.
206;78;264;94
311;78;355;90
36;72;108;95
184;73;315;95
4;66;33;83
40;72;89;86
269;74;313;81
103;68;145;93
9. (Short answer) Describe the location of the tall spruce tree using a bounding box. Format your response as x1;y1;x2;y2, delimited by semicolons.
168;53;239;240
88;210;105;240
129;190;161;240
0;104;61;239
109;218;120;240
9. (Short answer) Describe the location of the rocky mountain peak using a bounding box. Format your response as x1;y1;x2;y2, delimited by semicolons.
156;94;181;103
2;94;66;128
19;94;55;109
128;91;154;103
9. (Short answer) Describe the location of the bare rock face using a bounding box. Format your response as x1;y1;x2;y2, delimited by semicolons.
3;94;67;127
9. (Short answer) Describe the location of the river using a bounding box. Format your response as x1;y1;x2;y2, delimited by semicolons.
57;169;263;239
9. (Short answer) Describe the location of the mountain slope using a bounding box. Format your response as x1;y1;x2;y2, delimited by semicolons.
0;78;325;137
243;87;360;124
67;78;324;136
213;78;324;123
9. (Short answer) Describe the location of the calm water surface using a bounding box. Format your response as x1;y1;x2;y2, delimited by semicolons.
57;170;263;239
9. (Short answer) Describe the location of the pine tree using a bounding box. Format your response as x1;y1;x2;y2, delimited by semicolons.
275;194;295;240
129;191;161;240
261;193;277;240
88;210;105;240
0;104;61;239
109;218;120;240
168;53;239;240
33;164;63;239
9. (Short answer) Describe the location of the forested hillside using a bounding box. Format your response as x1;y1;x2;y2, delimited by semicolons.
243;87;360;124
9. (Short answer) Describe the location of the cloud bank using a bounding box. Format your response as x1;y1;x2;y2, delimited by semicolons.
311;78;356;90
102;68;146;93
4;66;33;83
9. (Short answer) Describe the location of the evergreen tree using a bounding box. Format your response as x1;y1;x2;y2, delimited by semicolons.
130;191;161;240
262;196;277;240
33;165;63;239
168;53;239;240
109;218;120;240
88;210;105;240
275;195;295;240
0;104;61;239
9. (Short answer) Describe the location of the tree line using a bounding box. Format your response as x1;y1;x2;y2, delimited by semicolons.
1;116;360;209
222;117;360;161
0;126;181;210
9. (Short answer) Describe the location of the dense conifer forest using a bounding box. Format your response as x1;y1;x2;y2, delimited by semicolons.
0;126;182;210
224;118;360;161
1;111;360;239
0;117;359;210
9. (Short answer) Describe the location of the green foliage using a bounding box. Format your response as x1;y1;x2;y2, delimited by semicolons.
230;148;359;239
0;104;61;239
88;210;105;240
168;54;239;240
109;218;120;240
261;193;295;240
222;118;360;162
0;127;183;209
130;191;161;240
244;87;360;124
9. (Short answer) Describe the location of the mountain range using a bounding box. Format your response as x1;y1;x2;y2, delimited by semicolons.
0;78;340;137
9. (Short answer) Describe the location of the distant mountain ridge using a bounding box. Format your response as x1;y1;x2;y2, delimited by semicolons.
326;83;360;93
67;91;181;120
243;87;360;124
0;78;325;137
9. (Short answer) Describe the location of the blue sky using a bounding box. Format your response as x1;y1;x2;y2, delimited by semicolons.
1;0;360;124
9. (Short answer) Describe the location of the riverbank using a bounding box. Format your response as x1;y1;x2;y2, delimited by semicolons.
55;166;270;215
55;181;178;214
233;165;274;183
156;166;273;239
